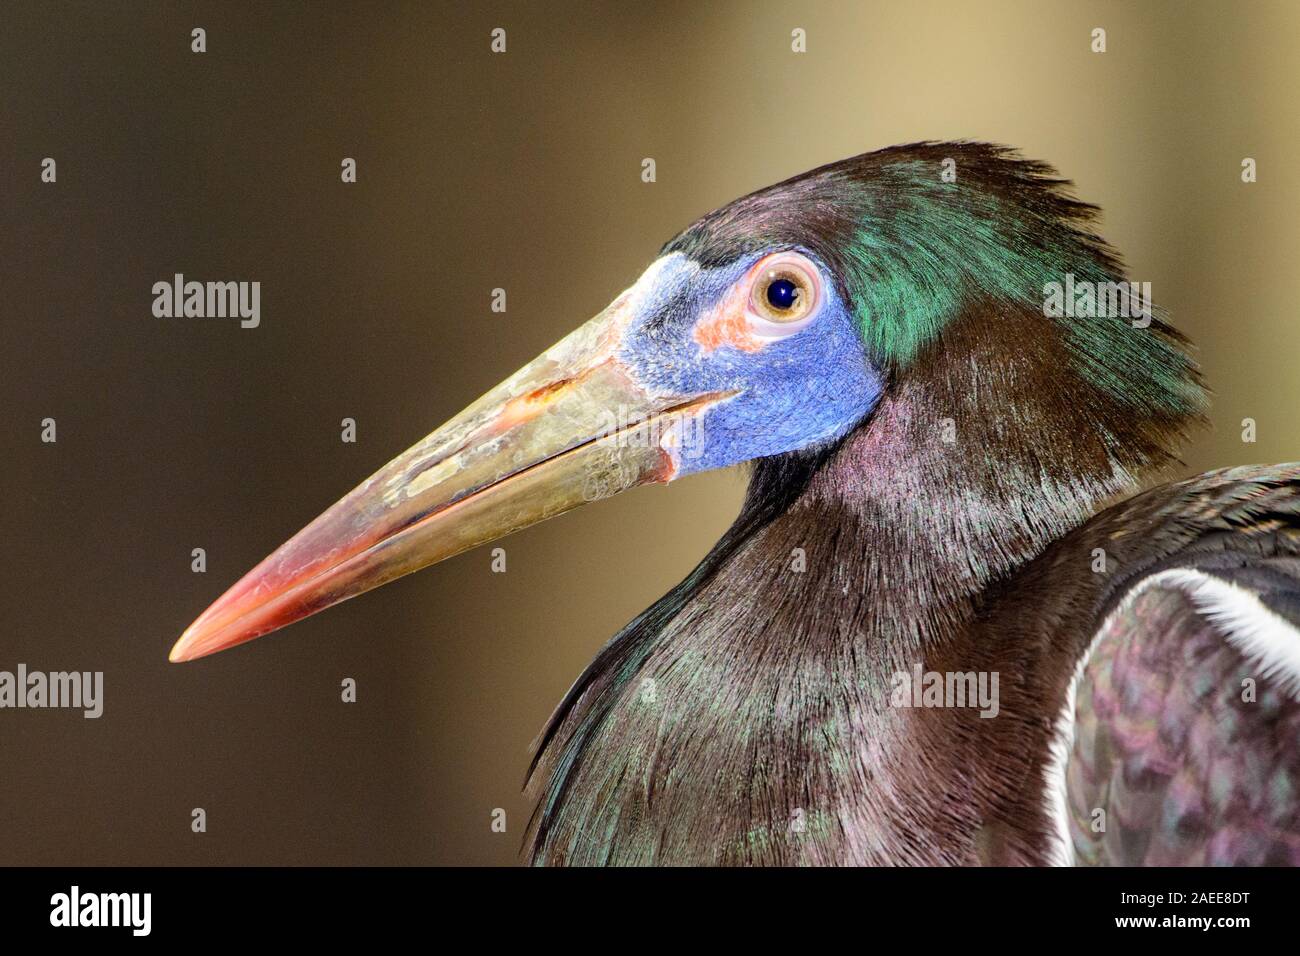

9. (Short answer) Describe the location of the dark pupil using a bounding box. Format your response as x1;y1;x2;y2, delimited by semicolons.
766;278;800;311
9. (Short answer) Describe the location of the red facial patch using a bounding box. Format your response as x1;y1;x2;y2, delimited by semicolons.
692;283;764;354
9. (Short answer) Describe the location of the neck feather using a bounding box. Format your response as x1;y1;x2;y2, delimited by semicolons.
526;300;1200;864
800;299;1196;645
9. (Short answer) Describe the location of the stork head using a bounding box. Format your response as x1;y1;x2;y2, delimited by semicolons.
170;142;1202;662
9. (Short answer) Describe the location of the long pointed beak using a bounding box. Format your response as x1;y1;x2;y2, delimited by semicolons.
170;295;728;663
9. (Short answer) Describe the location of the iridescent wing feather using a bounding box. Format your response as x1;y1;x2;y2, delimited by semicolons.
1062;467;1300;865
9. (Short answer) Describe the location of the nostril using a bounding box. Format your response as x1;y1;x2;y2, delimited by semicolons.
525;379;572;404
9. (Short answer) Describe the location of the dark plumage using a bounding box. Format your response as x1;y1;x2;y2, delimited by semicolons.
174;143;1300;867
525;145;1298;865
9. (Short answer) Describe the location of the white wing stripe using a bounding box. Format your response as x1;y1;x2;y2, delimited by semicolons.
1154;568;1300;701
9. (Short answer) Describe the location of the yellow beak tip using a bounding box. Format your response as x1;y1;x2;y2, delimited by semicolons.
168;628;203;663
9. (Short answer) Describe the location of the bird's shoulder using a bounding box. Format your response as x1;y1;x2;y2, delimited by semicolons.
1040;462;1300;865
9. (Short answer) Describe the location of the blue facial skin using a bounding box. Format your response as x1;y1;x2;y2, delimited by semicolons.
616;251;884;477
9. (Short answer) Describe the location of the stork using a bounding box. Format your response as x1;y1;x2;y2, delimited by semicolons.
171;143;1300;866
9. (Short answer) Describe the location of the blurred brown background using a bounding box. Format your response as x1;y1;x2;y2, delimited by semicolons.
2;1;1297;864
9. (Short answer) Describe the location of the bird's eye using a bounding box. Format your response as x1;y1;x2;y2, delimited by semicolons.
747;252;822;338
766;278;800;311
